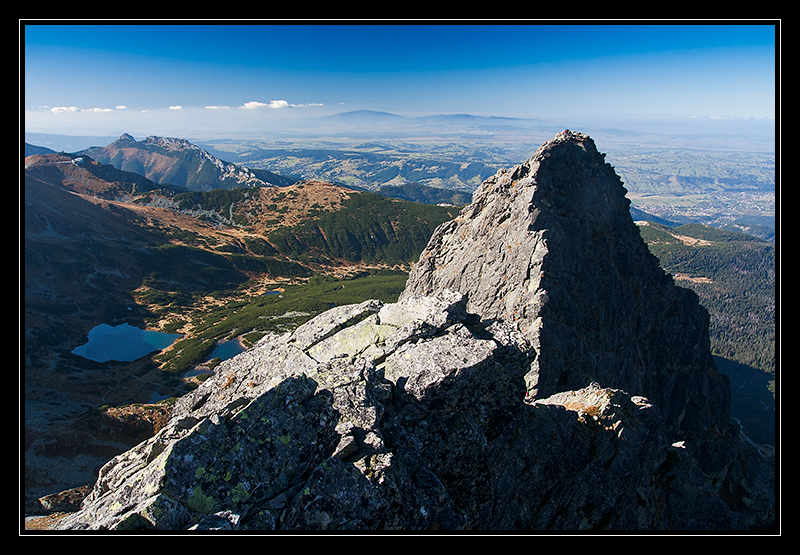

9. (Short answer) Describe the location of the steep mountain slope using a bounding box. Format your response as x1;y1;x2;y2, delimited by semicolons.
25;153;174;344
24;154;197;507
23;152;457;348
47;131;774;531
24;142;56;156
375;182;472;205
266;191;460;266
80;134;297;191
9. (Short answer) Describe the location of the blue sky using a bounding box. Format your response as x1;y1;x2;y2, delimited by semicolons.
23;22;777;137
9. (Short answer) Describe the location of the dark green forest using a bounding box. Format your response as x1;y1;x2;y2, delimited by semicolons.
376;182;472;205
639;223;775;377
267;192;459;265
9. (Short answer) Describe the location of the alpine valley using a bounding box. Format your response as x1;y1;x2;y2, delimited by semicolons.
22;129;776;531
23;139;464;515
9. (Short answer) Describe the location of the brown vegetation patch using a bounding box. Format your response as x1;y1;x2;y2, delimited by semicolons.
673;272;713;284
673;234;713;247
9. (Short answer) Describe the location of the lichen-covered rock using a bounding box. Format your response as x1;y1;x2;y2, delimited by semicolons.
55;290;501;530
53;131;774;531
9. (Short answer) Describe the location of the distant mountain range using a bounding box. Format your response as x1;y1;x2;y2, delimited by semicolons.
24;110;553;154
24;133;705;223
77;134;297;191
24;109;775;239
318;109;546;129
29;129;775;243
26;131;487;202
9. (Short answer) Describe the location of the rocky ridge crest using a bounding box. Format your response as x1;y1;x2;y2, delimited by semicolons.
144;135;269;188
51;131;774;531
85;134;281;191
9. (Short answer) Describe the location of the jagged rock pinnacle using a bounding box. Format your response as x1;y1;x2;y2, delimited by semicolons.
401;129;724;436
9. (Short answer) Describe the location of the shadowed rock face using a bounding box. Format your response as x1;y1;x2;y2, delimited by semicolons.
401;130;728;438
53;132;774;532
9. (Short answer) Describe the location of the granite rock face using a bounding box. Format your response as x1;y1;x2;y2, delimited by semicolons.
402;131;726;435
53;131;774;531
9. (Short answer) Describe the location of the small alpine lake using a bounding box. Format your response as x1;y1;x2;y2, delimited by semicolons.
71;323;182;363
208;338;247;361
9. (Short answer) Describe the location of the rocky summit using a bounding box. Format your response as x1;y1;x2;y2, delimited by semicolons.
52;131;774;531
402;130;729;442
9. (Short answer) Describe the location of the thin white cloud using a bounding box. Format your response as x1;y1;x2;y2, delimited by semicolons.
169;105;183;110
241;101;268;109
50;106;122;114
239;99;324;109
240;100;290;109
206;105;230;110
116;105;128;110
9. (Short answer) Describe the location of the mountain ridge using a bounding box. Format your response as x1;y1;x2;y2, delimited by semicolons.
27;121;774;242
41;131;775;531
80;134;297;192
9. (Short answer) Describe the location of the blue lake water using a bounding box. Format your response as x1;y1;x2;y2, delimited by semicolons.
71;323;182;363
208;339;246;361
181;338;247;378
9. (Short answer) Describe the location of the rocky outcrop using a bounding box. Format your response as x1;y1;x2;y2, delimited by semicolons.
52;131;774;531
402;131;727;438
